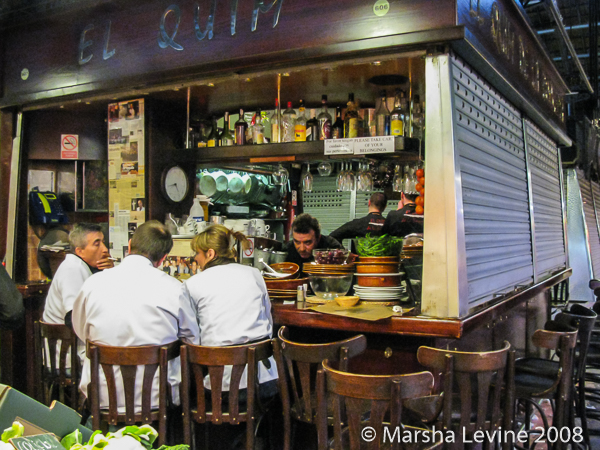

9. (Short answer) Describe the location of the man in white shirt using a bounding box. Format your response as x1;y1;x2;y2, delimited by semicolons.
43;223;114;326
72;220;200;411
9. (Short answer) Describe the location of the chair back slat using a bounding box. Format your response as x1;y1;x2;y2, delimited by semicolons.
191;364;206;422
297;361;313;421
229;365;245;424
86;340;179;445
208;366;225;424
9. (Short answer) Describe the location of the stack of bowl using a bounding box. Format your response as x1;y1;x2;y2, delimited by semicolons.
264;276;307;301
353;256;404;305
303;249;355;303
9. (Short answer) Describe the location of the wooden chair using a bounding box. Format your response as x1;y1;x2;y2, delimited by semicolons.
33;320;80;408
512;322;577;450
273;326;367;450
180;339;275;450
87;340;181;446
316;359;442;450
417;341;515;450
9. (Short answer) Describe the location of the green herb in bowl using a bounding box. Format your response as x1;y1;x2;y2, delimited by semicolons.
354;234;403;257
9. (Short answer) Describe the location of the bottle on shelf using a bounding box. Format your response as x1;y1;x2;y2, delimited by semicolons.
282;102;296;142
294;99;307;141
390;90;405;137
219;112;234;146
196;124;208;148
343;93;363;138
332;106;344;139
270;99;281;143
317;95;332;140
207;116;219;147
375;90;391;136
306;109;318;141
235;109;248;145
411;94;424;139
189;195;205;225
253;108;265;144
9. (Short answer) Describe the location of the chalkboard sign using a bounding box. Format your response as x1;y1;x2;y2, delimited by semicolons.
9;434;62;450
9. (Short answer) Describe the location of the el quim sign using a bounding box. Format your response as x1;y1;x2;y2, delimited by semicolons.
78;1;284;65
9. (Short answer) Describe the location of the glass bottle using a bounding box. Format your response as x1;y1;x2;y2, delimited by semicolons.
332;106;344;139
390;90;405;137
294;99;307;141
196;124;208;148
282;102;296;142
219;112;234;147
375;90;391;136
253;108;265;144
270;99;281;143
234;109;248;145
207;116;219;147
306;109;318;141
302;163;313;192
343;93;362;138
317;94;332;140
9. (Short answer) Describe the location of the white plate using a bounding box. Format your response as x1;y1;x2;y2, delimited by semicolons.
357;294;402;300
353;285;404;292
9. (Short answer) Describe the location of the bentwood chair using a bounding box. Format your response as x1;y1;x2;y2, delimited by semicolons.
86;340;181;446
417;341;515;450
180;339;275;450
512;321;578;450
34;320;80;409
316;360;443;450
273;326;367;450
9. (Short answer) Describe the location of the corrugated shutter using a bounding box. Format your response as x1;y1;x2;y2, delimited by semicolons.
524;120;567;279
302;177;351;236
579;171;600;277
451;56;534;308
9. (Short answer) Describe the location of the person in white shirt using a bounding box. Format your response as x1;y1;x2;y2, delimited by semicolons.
43;223;114;326
181;224;278;397
72;220;200;412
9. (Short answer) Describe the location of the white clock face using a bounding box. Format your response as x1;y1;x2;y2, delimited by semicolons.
164;166;189;202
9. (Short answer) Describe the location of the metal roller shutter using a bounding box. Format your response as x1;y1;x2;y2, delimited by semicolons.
451;56;534;308
524;120;567;280
301;176;351;236
578;174;600;277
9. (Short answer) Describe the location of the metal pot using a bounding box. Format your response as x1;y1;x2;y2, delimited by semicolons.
209;215;226;225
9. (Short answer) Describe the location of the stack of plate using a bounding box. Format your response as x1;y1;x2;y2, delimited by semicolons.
303;263;355;276
265;277;308;301
353;285;405;304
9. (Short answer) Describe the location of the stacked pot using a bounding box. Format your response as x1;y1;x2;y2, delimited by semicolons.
353;256;404;304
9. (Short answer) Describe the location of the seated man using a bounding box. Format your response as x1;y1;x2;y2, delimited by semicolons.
285;213;343;269
382;192;424;237
330;192;387;242
43;223;113;327
72;220;200;411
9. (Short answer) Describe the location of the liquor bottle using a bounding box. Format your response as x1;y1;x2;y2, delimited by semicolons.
207;116;219;147
317;95;332;140
390;90;404;136
196;124;208;148
306;109;318;141
332;106;344;139
235;109;248;145
375;90;390;136
282;102;296;142
219;112;234;146
270;99;281;143
294;100;307;141
343;93;362;138
253;108;265;144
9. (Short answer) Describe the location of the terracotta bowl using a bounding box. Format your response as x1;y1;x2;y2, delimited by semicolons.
357;256;400;264
335;296;360;308
355;273;402;287
265;277;308;291
355;262;400;274
266;262;300;279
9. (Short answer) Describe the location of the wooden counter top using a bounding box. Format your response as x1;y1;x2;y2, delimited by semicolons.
272;268;571;339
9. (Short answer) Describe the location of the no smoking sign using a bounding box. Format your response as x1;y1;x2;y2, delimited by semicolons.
244;237;255;258
61;134;79;159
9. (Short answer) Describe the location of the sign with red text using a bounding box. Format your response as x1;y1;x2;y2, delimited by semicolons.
61;135;79;159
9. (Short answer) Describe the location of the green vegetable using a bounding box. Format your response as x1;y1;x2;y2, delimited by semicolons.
1;421;24;443
156;446;190;450
354;234;403;257
61;429;83;449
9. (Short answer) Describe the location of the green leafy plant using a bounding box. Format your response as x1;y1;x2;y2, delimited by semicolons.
354;234;403;257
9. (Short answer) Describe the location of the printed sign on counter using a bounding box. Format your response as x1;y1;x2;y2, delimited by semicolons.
353;136;395;154
324;139;354;155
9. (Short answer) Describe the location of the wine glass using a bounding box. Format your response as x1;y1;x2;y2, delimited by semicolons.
302;163;314;193
357;163;368;192
317;161;332;177
344;162;355;192
272;163;289;186
336;162;346;191
392;164;402;192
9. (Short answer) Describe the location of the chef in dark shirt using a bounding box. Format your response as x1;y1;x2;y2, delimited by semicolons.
382;192;423;237
330;192;387;242
285;213;343;269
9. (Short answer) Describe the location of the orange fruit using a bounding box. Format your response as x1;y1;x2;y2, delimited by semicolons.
419;188;424;197
415;183;423;192
416;168;424;178
415;205;424;215
416;196;424;207
418;177;425;186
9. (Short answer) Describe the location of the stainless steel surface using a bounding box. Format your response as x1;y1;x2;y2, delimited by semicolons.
578;170;600;277
6;112;22;276
558;146;569;269
523;118;538;284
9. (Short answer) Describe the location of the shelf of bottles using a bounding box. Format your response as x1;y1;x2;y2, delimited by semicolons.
176;90;424;164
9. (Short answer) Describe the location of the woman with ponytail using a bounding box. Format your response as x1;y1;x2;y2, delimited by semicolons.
181;224;278;395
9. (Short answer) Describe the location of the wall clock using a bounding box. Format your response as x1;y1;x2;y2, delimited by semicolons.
161;165;189;203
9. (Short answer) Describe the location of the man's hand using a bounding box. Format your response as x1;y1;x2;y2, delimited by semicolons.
96;255;115;270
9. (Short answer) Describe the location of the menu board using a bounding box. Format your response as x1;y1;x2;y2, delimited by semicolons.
107;99;145;261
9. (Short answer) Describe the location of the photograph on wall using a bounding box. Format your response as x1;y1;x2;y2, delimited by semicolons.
126;101;140;120
121;140;138;163
128;222;138;241
121;162;138;176
132;198;145;211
